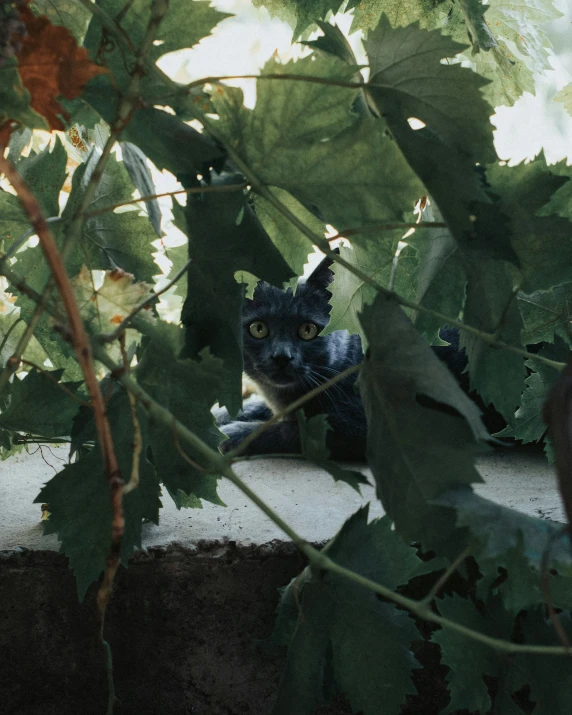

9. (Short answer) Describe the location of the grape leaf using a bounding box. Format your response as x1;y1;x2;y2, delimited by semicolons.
432;595;513;714
359;292;488;548
15;5;106;130
0;368;82;438
60;151;159;280
135;321;225;506
120;141;162;237
296;412;370;493
251;188;324;288
179;175;295;415
31;0;91;42
273;507;424;715
436;487;572;568
326;243;418;344
519;285;572;346
487;157;572;293
212;57;423;243
17;134;67;217
35;390;161;600
460;258;526;421
555;83;572;117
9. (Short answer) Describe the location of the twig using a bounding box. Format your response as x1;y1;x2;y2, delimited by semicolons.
98;258;192;343
227;363;361;458
91;343;572;657
421;546;472;605
120;336;141;495
326;220;447;243
173;422;207;473
84;182;248;218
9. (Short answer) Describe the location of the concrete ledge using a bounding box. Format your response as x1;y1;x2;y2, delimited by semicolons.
0;445;564;714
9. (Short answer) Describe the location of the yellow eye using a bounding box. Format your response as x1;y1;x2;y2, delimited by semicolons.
248;321;269;339
298;322;319;340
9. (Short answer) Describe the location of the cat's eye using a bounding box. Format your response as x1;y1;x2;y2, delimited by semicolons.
298;322;319;340
248;321;269;339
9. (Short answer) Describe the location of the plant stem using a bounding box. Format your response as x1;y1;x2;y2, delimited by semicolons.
227;363;361;458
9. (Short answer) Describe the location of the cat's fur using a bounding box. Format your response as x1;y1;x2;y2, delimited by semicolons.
216;256;367;459
216;255;502;459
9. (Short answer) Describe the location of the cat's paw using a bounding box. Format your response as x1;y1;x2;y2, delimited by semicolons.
219;421;261;454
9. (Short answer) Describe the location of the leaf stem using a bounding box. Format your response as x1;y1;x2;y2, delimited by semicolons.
421;546;472;605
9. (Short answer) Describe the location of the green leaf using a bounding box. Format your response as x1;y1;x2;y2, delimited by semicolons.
432;595;513;714
436;487;572;569
274;507;425;715
31;0;92;42
0;369;82;438
18;136;68;217
359;293;488;547
296;412;370;493
251;188;324;288
83;0;231;96
179;176;295;415
364;17;498;251
326;243;418;345
0;59;49;131
555;83;572;117
61;151;159;280
35;390;161;600
213;57;423;242
120;142;162;237
488;157;572;293
519;285;572;346
511;610;572;715
136;321;226;506
0;137;67;252
460;258;526;421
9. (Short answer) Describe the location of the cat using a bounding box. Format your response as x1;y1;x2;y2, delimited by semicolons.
215;254;503;460
215;255;367;460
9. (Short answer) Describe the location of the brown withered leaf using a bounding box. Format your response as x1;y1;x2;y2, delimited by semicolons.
543;354;572;532
15;5;106;130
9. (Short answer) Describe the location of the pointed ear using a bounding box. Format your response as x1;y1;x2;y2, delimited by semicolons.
305;248;339;291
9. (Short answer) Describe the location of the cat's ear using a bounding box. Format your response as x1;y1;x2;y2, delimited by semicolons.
305;248;339;291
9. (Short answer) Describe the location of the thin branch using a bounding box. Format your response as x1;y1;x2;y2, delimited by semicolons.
326;221;448;243
98;258;192;343
421;546;472;605
91;343;572;657
84;182;248;218
16;359;90;405
120;336;141;495
227;363;361;458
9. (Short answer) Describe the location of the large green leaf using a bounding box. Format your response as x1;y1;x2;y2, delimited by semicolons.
35;390;161;600
0;368;82;438
179;175;295;415
359;293;488;548
273;507;425;715
432;595;513;714
519;285;572;346
487;157;572;293
212;56;423;244
364;17;501;254
325;242;418;344
135;321;225;506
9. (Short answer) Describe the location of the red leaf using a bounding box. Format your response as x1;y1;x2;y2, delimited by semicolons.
15;5;106;130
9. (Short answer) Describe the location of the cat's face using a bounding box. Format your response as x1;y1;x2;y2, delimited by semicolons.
242;257;335;394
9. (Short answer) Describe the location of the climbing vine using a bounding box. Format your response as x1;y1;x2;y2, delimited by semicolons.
2;0;572;713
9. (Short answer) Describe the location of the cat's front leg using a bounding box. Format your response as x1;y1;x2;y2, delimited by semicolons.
219;420;300;455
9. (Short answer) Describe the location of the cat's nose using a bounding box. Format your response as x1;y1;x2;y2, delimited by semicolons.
271;353;292;370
